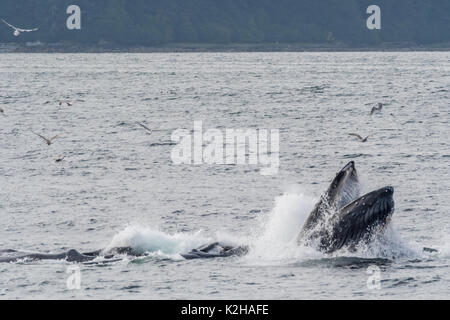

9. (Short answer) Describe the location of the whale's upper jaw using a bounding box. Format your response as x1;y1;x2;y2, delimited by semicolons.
323;186;395;253
299;161;360;242
341;160;355;172
329;161;360;209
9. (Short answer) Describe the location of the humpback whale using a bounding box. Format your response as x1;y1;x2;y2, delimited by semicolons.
182;161;394;258
0;244;250;263
0;162;394;263
299;186;394;253
0;249;95;263
0;247;140;264
297;161;394;253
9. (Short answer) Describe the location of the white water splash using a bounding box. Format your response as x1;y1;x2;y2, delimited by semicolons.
244;188;322;262
105;225;212;257
338;223;423;260
434;234;450;258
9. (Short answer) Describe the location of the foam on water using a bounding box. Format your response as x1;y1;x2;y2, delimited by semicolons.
435;234;450;258
337;224;424;260
105;225;212;258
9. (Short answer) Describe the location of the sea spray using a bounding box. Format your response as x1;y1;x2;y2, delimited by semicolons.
245;188;321;262
335;223;423;260
105;225;211;256
434;234;450;258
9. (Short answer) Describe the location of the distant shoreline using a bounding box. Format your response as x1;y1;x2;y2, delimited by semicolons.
1;42;450;53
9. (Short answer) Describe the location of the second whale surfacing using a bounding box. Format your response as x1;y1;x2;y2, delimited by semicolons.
0;247;140;264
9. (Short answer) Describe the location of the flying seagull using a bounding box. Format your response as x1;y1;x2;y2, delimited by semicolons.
136;122;153;134
55;155;65;163
32;131;59;145
1;19;38;37
59;99;86;107
44;99;83;106
349;133;369;142
370;103;383;115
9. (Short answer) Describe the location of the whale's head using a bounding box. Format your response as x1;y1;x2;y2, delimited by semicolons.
326;161;360;209
323;186;395;253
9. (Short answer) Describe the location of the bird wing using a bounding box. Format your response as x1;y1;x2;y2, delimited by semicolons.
1;19;16;30
18;28;38;32
32;131;50;143
137;122;152;133
49;135;59;142
349;133;364;140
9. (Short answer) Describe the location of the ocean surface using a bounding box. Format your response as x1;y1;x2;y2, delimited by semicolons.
0;52;449;299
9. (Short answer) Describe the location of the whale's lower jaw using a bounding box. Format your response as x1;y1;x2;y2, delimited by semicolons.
301;187;395;254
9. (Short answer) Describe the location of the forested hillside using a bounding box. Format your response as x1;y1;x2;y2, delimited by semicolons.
0;0;449;46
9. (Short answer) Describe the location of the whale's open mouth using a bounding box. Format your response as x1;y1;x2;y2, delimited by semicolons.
331;161;360;210
300;161;360;237
299;161;396;254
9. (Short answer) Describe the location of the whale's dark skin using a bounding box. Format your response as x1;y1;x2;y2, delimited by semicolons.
181;242;249;260
0;247;140;264
309;186;395;253
0;249;96;263
0;244;248;263
298;161;395;253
